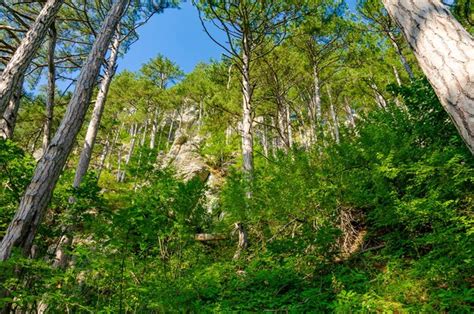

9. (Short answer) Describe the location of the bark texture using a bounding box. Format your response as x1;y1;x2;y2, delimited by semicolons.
383;0;474;154
73;32;120;188
0;0;129;261
233;222;248;260
0;0;64;116
241;46;254;185
387;30;415;80
309;65;322;143
0;75;24;139
344;97;356;129
42;25;57;151
327;87;340;144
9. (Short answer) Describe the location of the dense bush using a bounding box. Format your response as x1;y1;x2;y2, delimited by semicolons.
1;80;473;312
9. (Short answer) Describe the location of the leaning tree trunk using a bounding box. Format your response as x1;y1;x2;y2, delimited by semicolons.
56;31;120;270
241;46;254;187
42;24;57;151
393;65;402;86
370;82;388;109
73;31;120;188
382;0;474;154
0;75;24;139
0;0;64;116
0;0;128;261
386;30;415;80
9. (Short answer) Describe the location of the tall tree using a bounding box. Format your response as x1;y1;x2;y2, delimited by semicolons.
196;0;306;187
382;0;474;154
72;30;121;189
0;0;129;261
358;0;416;80
42;24;57;151
0;0;64;116
140;54;183;149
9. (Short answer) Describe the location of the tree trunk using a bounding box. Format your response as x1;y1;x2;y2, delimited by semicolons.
383;0;474;154
116;146;123;182
0;75;24;140
393;65;402;86
141;118;148;146
344;97;356;129
0;0;64;116
327;87;340;144
241;46;254;185
310;64;322;143
150;108;158;149
386;30;415;80
167;111;176;148
73;31;120;189
286;103;293;149
371;82;388;109
277;100;288;150
119;123;138;182
0;0;128;261
97;136;110;180
233;222;248;260
42;24;57;152
107;121;124;170
262;119;269;158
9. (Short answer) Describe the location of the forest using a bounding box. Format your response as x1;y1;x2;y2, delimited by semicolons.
0;0;473;312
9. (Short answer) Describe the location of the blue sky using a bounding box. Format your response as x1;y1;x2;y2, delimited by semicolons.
40;0;357;92
116;1;225;74
117;0;357;75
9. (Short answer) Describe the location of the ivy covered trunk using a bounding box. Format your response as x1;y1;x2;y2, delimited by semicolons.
383;0;474;154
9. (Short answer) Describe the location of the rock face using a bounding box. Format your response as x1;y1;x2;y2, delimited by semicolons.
163;106;210;182
162;104;227;213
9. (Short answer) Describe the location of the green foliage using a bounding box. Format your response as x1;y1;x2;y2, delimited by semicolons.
2;76;473;312
0;140;34;237
1;0;473;308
